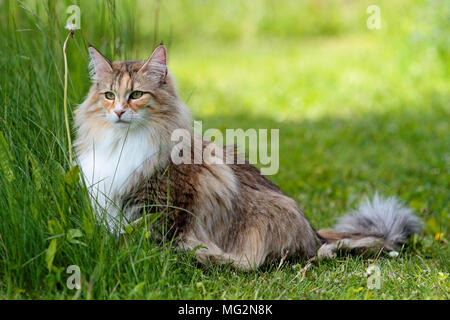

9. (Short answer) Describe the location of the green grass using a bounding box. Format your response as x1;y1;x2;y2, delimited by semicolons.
0;0;449;299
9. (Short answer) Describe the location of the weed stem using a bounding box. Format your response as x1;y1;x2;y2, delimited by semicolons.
63;30;74;165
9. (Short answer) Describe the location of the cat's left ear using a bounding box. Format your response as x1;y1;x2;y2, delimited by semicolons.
139;45;167;84
87;45;113;81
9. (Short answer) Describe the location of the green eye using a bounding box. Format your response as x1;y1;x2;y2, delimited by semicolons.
105;92;115;100
129;91;143;99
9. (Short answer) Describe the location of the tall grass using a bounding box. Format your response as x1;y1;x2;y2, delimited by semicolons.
0;0;448;299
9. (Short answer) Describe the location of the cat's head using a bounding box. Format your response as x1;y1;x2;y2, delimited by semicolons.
81;44;186;132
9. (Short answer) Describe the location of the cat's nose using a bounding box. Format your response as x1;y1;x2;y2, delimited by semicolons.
114;109;126;118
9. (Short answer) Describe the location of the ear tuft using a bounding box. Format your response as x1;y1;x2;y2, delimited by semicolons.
87;45;113;81
139;45;167;84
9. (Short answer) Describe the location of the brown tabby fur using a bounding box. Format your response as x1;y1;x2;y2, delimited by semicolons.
121;139;321;270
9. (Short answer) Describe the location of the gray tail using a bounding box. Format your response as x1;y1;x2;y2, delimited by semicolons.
316;193;422;258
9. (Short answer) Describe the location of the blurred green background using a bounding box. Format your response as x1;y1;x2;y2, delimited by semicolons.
0;0;448;299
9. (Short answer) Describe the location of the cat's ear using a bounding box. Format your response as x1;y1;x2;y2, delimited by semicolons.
139;45;167;84
87;45;113;81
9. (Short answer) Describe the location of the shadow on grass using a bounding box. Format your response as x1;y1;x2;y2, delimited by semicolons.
197;106;448;229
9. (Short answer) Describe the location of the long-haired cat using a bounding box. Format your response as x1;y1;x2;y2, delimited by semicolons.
74;45;422;270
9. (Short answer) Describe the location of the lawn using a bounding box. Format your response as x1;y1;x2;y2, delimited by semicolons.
0;0;448;299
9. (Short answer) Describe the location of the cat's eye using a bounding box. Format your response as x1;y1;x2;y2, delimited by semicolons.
105;92;115;100
129;91;143;99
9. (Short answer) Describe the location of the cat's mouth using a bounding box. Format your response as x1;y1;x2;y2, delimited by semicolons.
116;119;130;124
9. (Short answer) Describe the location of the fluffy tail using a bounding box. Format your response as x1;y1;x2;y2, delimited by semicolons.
316;193;422;258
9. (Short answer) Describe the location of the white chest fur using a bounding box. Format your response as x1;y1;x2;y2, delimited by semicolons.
78;129;161;231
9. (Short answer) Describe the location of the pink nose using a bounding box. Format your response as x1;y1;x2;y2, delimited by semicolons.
114;109;126;118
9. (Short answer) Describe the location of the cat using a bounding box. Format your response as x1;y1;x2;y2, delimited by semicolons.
74;44;422;270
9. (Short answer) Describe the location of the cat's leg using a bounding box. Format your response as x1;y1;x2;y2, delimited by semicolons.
317;236;383;258
225;227;271;270
181;234;263;271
